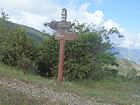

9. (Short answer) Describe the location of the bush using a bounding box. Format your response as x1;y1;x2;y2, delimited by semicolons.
0;27;38;66
17;57;37;73
40;22;121;81
63;23;120;80
126;68;137;79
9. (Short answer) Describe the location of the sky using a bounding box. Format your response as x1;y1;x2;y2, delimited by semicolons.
0;0;140;49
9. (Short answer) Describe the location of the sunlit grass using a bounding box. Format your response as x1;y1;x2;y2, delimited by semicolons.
0;63;55;86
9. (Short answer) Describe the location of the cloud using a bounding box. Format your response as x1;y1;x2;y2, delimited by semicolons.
102;20;140;49
0;0;139;49
69;3;104;25
0;0;60;15
10;12;48;31
1;1;105;31
0;0;61;31
120;33;140;49
103;20;120;30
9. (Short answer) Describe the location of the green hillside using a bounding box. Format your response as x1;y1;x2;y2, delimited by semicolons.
0;18;43;42
19;24;43;42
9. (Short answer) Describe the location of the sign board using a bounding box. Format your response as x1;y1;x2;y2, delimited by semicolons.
58;22;71;30
55;31;76;40
55;35;64;40
48;21;71;31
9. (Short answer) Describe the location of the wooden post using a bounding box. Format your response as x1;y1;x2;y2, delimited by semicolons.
57;39;65;82
47;8;76;83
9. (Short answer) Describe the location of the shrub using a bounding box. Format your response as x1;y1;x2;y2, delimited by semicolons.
126;68;137;79
17;57;37;73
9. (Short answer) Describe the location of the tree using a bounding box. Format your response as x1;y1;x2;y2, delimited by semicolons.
0;9;9;21
42;22;121;80
0;9;11;61
64;32;118;80
1;27;38;71
36;34;59;77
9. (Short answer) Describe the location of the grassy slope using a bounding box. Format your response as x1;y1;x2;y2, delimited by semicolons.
117;58;140;76
0;63;140;105
0;64;65;105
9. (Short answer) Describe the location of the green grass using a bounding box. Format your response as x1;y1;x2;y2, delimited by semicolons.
0;63;140;105
0;63;55;86
64;79;140;105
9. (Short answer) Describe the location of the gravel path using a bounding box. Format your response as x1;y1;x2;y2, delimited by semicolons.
0;76;117;105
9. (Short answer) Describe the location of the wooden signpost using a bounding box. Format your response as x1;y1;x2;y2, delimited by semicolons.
47;8;76;83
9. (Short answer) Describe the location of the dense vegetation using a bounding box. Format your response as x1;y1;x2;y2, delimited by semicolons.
0;10;124;81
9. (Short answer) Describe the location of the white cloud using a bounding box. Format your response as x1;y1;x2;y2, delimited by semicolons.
0;0;61;31
10;12;48;31
103;20;120;30
0;0;61;15
67;3;104;25
1;1;105;31
103;20;140;49
120;33;140;49
0;0;139;49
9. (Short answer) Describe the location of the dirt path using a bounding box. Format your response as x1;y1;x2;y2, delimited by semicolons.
0;76;116;105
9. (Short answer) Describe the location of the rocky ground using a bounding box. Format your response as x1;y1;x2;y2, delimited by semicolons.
0;76;118;105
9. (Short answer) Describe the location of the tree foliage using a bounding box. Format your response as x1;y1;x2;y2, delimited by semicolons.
36;35;59;76
0;10;121;80
63;22;120;80
1;28;37;66
40;22;121;80
0;11;38;71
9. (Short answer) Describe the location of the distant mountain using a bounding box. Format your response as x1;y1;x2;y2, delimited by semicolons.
0;18;43;42
113;47;140;64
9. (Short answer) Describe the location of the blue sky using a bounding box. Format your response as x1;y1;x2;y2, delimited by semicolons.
94;0;140;34
0;0;140;49
63;0;140;34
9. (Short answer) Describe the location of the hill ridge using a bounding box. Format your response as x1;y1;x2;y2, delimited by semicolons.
0;18;43;42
